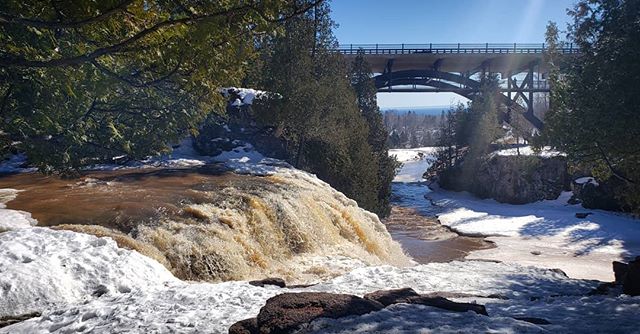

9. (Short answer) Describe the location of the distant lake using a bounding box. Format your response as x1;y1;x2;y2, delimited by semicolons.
382;106;449;116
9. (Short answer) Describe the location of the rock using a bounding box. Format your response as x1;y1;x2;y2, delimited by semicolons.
575;212;592;219
514;317;552;325
548;268;568;277
363;288;420;306
613;261;628;283
439;155;570;204
229;290;492;333
623;257;640;296
0;312;41;328
587;282;617;296
249;278;286;288
228;318;258;334
572;177;625;212
407;296;488;316
255;292;384;333
530;250;542;256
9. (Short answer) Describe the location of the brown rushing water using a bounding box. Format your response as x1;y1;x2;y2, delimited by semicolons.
383;206;494;263
0;166;492;273
0;166;258;232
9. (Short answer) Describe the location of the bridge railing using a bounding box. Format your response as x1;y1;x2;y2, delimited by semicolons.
337;43;578;55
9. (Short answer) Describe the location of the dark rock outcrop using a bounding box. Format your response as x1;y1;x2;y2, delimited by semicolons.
228;318;259;334
254;292;384;334
437;154;570;204
194;90;286;159
249;278;286;288
0;312;41;328
571;177;625;212
613;261;628;284
623;257;640;296
363;287;420;306
230;289;490;334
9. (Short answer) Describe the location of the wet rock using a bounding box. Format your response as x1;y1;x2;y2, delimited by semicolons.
514;317;552;325
255;292;384;333
575;212;592;219
548;268;568;277
230;290;491;333
407;296;488;316
228;318;258;334
0;312;41;328
364;288;420;306
587;282;617;296
249;278;286;288
613;261;628;283
623;257;640;296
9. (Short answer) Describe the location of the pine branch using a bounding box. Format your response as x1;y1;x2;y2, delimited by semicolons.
0;1;134;29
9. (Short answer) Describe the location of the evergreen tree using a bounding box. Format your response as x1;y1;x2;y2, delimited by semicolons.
0;0;312;174
349;52;399;216
541;0;640;211
255;1;383;214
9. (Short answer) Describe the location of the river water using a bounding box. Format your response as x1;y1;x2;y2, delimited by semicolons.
383;149;493;263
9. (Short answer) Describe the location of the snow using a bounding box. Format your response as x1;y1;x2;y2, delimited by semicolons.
389;147;438;183
3;229;638;334
0;188;36;231
575;176;599;186
493;145;565;158
0;228;177;318
430;188;640;281
220;87;266;106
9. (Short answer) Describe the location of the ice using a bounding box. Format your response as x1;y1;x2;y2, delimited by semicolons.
430;188;640;281
389;147;438;183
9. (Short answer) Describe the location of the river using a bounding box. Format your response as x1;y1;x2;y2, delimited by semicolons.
384;148;493;263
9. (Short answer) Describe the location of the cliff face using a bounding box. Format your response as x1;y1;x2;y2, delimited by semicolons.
439;155;570;204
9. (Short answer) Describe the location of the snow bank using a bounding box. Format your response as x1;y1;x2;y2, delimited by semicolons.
492;146;564;158
0;228;177;318
6;247;638;334
0;189;36;231
430;189;640;281
389;147;438;183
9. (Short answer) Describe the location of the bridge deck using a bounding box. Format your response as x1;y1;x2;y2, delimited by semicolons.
339;43;576;74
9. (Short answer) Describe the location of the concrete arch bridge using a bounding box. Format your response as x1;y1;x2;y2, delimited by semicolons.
339;43;578;130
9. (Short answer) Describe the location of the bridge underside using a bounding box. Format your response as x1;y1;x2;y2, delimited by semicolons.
369;62;546;130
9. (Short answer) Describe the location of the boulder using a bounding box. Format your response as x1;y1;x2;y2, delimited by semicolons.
613;261;628;284
255;292;384;334
249;278;286;288
623;257;640;296
228;318;258;334
407;296;488;316
229;290;491;334
363;287;420;306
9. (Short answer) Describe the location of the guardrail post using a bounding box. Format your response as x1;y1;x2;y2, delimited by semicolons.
457;43;460;53
376;43;378;54
570;42;573;53
514;43;516;53
350;44;353;54
430;43;432;52
402;43;404;54
485;43;488;53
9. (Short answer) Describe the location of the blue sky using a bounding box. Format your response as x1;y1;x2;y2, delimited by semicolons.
330;0;575;109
